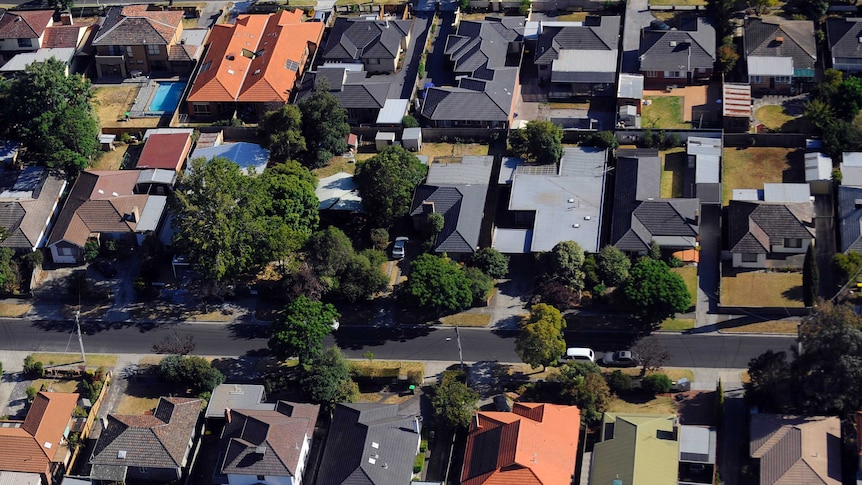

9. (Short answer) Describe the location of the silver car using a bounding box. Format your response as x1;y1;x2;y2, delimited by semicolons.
392;237;409;259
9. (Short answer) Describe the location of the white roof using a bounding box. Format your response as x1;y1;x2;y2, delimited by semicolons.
316;172;362;211
0;471;42;485
688;136;722;184
733;189;761;201
723;83;751;118
841;155;862;187
375;131;396;141
136;196;167;232
618;73;644;99
747;56;793;76
552;49;617;73
763;183;811;202
190;142;270;175
136;168;177;185
805;152;832;182
843;152;862;166
142;128;194;141
492;228;533;253
402;127;422;140
376;99;410;124
0;48;75;72
679;426;717;464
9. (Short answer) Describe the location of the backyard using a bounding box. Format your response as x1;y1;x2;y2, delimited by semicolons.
721;147;803;205
642;96;691;129
92;85;160;129
720;271;804;307
660;148;687;198
315;142;489;179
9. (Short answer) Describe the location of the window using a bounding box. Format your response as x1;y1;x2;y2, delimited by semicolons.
784;238;803;248
742;253;759;263
58;247;74;256
750;75;763;84
193;103;211;115
108;45;122;56
126;46;134;57
147;44;159;55
17;38;32;48
257;476;265;481
774;76;791;84
368;58;379;65
645;70;659;77
664;71;684;78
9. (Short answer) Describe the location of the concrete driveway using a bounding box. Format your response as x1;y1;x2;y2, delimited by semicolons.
622;0;656;73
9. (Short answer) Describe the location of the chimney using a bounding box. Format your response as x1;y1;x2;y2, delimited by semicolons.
60;13;73;25
775;36;784;44
422;200;435;214
224;408;231;423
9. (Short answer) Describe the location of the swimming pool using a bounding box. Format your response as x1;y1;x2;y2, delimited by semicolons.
147;81;186;112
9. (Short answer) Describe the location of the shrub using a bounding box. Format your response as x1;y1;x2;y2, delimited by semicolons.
605;370;632;394
25;386;37;402
23;250;43;270
470;248;509;278
642;373;672;395
536;281;578;310
413;453;426;473
370;228;389;251
73;406;88;418
83;240;100;262
23;355;43;377
402;115;420;128
407;369;424;386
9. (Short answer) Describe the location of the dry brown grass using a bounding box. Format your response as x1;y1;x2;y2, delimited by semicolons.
117;395;160;415
607;394;678;414
721;147;802;205
508;364;561;380
721;319;799;334
437;313;493;327
92;144;129;171
348;360;425;379
30;353;118;369
0;302;31;317
92;86;160;129
671;266;698;310
605;368;695;382
555;12;589;21
419;143;488;162
721;271;804;307
32;378;80;394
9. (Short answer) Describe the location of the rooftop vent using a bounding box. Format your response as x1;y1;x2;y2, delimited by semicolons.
567;198;575;203
255;446;266;455
669;40;677;47
584;216;591;221
44;442;52;449
118;450;127;459
573;224;580;228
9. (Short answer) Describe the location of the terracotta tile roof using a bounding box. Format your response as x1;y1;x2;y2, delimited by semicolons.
136;133;192;171
92;5;182;46
0;10;54;39
187;11;323;104
168;43;198;62
91;397;201;470
461;403;580;485
0;392;79;476
42;24;86;49
750;414;841;485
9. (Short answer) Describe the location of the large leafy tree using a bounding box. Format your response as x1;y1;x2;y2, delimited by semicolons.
431;371;479;430
832;251;862;287
302;347;358;409
401;254;472;314
159;355;225;394
509;120;563;165
259;104;306;164
596;245;630;287
621;257;691;327
337;252;389;303
551;362;611;424
269;296;340;365
516;303;567;370
298;79;349;169
354;146;427;228
256;161;319;261
0;58;99;171
745;350;793;412
543;241;586;291
470;247;509;279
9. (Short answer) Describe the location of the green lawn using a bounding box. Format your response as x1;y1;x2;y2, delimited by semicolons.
29;353;118;369
721;147;802;205
755;105;795;131
642;96;691;129
720;272;804;307
660;318;696;331
660;148;687;198
438;313;493;327
671;266;698;310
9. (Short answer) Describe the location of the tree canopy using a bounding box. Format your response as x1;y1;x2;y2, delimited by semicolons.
431;371;479;429
354;146;427;228
302;347;358;409
259;104;306;164
470;247;509;279
305;227;388;301
269;296;340;365
401;254;473;314
0;58;99;172
547;362;611;424
621;257;691;327
509;120;564;165
543;241;586;290
297;80;349;168
516;304;567;370
596;245;630;287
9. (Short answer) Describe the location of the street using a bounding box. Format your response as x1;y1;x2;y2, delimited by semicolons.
0;318;795;369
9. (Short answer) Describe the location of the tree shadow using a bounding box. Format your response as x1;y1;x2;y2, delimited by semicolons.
330;325;437;350
781;285;804;303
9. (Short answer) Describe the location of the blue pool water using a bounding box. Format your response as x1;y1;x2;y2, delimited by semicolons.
147;81;186;112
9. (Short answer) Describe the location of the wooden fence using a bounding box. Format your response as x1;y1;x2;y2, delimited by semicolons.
65;370;113;474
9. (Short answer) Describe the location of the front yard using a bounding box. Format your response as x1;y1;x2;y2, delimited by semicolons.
720;271;804;307
721;147;804;205
671;266;698;310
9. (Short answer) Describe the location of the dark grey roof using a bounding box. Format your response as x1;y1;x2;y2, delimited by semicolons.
205;384;266;419
744;17;816;69
323;18;413;62
611;150;698;252
639;17;716;71
838;185;862;253
298;68;389;109
728;201;815;254
421;68;517;122
316;403;420;485
534;16;620;65
827;17;862;60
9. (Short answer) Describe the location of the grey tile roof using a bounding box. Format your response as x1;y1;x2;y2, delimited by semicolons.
323;18;412;62
639;17;715;71
728;200;815;254
744;17;816;70
421;68;518;122
317;403;420;485
92;6;182;46
838;185;862;253
90;397;201;471
534;16;620;65
611;150;699;252
0;167;66;252
827;17;862;60
749;414;841;485
299;68;390;110
219;401;320;478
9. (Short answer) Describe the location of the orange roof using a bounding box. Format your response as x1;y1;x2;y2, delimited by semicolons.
137;133;192;171
0;392;78;475
187;10;323;104
461;403;581;485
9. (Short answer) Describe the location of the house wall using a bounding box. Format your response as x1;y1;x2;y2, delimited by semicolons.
49;241;82;265
747;75;792;94
770;238;811;254
642;68;712;84
363;56;397;74
228;474;295;485
833;57;862;74
732;252;767;268
125;466;182;482
0;37;40;51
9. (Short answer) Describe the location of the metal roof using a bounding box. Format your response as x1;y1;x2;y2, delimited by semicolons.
747;56;793;76
591;413;680;485
136;196;167;233
136;169;177;186
618;73;644;99
316;172;363;212
732;189;761;201
492;227;533;253
0;48;75;72
804;152;832;182
763;183;811;202
498;157;525;185
376;99;409;124
688;136;722;185
679;426;717;464
205;384;267;419
190;142;270;176
402;127;422;141
723;83;751;118
551;49;617;75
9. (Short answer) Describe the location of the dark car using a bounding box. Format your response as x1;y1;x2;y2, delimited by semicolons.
493;394;511;412
95;260;117;278
601;350;640;367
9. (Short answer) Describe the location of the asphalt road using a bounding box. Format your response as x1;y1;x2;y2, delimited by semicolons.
0;319;796;369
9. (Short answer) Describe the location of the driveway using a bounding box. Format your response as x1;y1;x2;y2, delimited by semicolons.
381;12;431;100
814;193;836;298
696;204;721;326
622;0;655;73
424;12;456;87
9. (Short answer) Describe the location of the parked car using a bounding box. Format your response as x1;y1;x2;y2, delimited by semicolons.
559;347;595;364
94;260;117;278
392;237;409;259
601;350;640;367
493;394;512;412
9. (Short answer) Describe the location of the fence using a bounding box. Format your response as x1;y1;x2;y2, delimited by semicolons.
65;370;113;473
715;305;810;317
724;133;808;148
648;4;704;10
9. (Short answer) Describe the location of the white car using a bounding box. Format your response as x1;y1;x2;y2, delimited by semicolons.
392;237;409;259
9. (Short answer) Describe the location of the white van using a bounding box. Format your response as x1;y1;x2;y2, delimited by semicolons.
559;347;595;363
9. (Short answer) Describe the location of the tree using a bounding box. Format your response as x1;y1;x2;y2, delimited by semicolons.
632;336;672;376
306;226;354;279
152;332;196;355
804;98;835;131
717;43;739;74
0;58;99;171
256;162;319;260
802;244;819;307
621;258;691;327
586;131;619;149
543;241;586;290
402;115;420;128
281;262;325;301
159;355;224;394
464;267;493;306
552;362;611;424
516;304;567;370
431;371;479;429
269;296;340;365
746;350;793;412
605;370;633;394
832;251;862;287
648;240;662;260
470;248;509;279
259;104;306;163
354;146;427;228
302;347;358;409
642;373;672;395
0;248;19;295
509;120;564;165
401;254;472;314
707;0;735;38
337;252;389;303
596;245;630;287
298;79;349;168
748;0;777;15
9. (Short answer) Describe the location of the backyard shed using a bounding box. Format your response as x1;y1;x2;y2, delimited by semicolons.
402;128;422;151
804;152;833;194
722;83;751;133
375;131;396;151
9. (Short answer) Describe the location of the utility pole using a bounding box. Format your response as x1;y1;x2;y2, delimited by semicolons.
455;326;464;372
75;309;86;365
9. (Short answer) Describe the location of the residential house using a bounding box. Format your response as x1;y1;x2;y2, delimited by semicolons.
722;83;752;133
0;166;67;253
204;384;267;422
611;149;699;254
744;17;816;93
639;17;715;85
0;12;92;76
316;402;421;485
837;185;862;253
186;10;324;120
533;16;620;98
728;183;815;268
135;128;194;172
190;141;270;175
89;397;201;484
47;170;172;265
297;65;390;125
590;413;680;485
92;5;207;79
0;48;76;76
0;9;54;60
461;403;580;485
687;136;722;205
410;156;494;257
827;17;862;74
321;17;413;74
493;147;607;254
749;414;841;485
421;17;524;129
0;392;79;485
618;73;644;128
218;401;320;485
